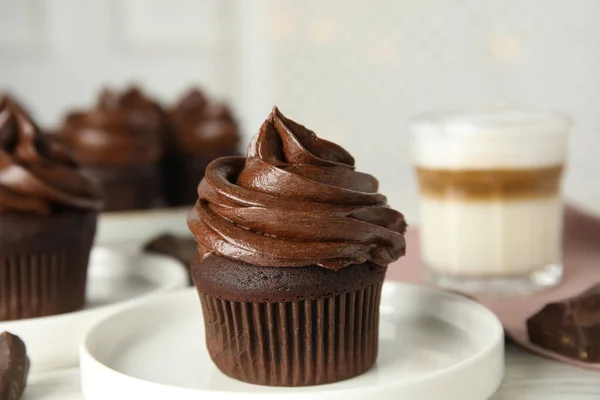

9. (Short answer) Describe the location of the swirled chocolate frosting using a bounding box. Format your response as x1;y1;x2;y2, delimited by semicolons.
97;86;166;130
188;107;406;270
0;97;102;215
170;89;240;155
61;86;164;166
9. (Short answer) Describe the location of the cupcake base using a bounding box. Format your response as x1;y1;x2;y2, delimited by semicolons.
83;164;165;212
192;255;386;386
0;209;97;320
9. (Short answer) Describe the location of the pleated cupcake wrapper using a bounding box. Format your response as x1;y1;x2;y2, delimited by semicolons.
200;281;383;386
85;164;165;211
0;249;88;320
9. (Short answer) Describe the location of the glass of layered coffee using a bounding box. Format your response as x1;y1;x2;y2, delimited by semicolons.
410;110;571;295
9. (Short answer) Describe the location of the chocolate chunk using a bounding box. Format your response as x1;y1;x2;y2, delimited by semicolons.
0;332;30;400
144;233;198;283
527;284;600;362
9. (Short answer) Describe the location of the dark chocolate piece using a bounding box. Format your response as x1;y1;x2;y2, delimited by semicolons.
0;332;29;400
144;234;197;283
144;233;197;266
527;284;600;362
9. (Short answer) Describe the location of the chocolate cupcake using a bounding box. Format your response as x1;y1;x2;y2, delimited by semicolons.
164;88;240;206
60;86;166;211
143;233;197;284
0;97;102;320
187;107;406;386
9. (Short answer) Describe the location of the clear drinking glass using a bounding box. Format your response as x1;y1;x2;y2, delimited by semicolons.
410;109;571;295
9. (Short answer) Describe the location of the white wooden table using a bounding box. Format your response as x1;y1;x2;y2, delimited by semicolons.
23;344;600;400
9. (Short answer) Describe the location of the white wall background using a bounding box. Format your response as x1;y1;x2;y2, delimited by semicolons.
1;0;600;221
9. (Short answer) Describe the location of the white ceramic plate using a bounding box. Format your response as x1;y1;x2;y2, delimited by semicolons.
0;247;188;373
96;208;190;246
80;283;504;400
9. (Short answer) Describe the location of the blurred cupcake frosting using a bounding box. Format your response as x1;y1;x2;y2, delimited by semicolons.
163;88;241;206
0;97;102;215
27;85;244;211
61;86;165;166
169;88;239;154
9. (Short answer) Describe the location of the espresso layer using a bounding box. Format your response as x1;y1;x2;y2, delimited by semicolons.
416;165;563;201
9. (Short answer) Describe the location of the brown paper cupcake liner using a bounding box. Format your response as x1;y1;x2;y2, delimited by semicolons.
84;164;165;211
199;281;383;386
0;249;89;321
162;152;210;207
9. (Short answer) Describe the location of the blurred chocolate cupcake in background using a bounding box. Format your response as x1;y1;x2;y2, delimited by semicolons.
0;97;102;320
60;86;167;211
164;88;241;206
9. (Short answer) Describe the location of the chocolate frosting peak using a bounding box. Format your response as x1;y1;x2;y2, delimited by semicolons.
0;97;102;215
188;107;406;270
172;89;208;116
97;86;161;114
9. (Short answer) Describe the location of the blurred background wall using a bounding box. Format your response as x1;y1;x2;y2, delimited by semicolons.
1;0;599;220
